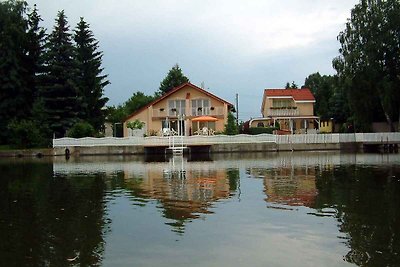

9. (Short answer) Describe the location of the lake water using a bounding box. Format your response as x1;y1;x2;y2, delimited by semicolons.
0;152;399;267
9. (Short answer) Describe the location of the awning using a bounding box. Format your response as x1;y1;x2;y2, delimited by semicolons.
192;116;218;122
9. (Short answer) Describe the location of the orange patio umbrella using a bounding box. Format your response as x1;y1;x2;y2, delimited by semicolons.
192;116;218;122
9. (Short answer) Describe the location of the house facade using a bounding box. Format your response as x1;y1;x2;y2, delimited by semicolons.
123;83;234;137
249;88;319;134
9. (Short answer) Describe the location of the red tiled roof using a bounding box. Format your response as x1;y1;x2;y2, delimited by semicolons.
124;82;234;122
261;88;315;114
264;88;315;101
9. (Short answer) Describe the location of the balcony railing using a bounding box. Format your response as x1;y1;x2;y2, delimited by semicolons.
268;108;299;117
152;106;226;118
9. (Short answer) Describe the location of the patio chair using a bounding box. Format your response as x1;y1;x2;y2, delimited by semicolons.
162;128;170;136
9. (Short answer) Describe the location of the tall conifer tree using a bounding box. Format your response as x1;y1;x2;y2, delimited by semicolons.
25;4;46;114
0;0;29;143
74;17;109;131
40;10;80;137
158;64;189;96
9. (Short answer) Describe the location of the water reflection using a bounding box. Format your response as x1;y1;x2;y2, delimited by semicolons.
120;155;238;234
249;164;318;208
1;152;399;266
0;158;108;267
314;165;400;266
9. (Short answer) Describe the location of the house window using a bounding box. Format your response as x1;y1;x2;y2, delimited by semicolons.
168;99;186;115
191;99;210;116
272;99;292;108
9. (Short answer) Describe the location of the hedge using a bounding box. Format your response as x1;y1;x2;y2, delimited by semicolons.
248;127;278;135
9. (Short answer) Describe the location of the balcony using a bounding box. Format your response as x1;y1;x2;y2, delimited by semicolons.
152;106;226;118
268;107;299;117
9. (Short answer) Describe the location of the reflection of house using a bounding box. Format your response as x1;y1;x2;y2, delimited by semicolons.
122;159;235;233
123;83;234;137
250;88;319;134
250;166;318;207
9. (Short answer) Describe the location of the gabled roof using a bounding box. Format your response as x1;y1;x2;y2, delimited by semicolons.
124;82;234;122
261;88;315;113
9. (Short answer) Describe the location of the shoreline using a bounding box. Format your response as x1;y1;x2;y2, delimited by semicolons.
1;142;398;158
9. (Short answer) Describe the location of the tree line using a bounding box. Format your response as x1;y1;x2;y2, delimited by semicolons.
0;0;109;147
107;63;189;127
305;0;399;132
1;0;398;148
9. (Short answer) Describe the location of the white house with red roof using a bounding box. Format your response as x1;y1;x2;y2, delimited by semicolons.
249;88;319;134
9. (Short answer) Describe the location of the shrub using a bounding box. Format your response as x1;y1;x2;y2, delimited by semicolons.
67;121;96;138
126;119;145;130
7;120;48;148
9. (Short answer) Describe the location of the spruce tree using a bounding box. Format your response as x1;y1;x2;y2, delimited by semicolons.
40;10;80;137
74;17;109;131
25;4;46;115
158;64;189;95
0;0;31;143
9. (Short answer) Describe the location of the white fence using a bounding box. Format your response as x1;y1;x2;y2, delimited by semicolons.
53;133;400;148
53;134;277;147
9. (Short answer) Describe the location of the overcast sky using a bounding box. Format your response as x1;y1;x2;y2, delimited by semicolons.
27;0;358;120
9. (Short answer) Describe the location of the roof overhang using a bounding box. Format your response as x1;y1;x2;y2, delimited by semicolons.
294;100;316;103
269;116;319;120
266;96;293;99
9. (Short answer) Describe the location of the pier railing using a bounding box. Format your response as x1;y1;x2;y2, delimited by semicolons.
53;132;400;147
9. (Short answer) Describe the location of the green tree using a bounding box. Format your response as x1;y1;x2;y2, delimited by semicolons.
0;0;29;143
224;112;238;135
25;4;46;114
106;105;126;125
124;91;154;115
158;64;189;95
333;0;400;131
285;81;298;89
74;17;109;131
126;119;145;130
40;10;80;137
304;73;334;119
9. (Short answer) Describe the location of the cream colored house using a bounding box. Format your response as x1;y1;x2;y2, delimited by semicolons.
124;83;234;137
249;88;319;134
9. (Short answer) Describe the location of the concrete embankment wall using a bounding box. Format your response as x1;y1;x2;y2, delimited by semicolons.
53;145;145;156
0;148;54;157
53;142;347;156
211;143;277;153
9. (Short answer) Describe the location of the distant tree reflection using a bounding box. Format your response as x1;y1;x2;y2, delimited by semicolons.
0;160;109;266
314;166;400;267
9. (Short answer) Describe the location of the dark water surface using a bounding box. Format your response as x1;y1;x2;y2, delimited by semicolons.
1;152;399;267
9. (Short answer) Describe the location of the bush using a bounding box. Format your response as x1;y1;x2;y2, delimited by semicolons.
7;120;48;148
248;127;277;135
67;121;96;138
